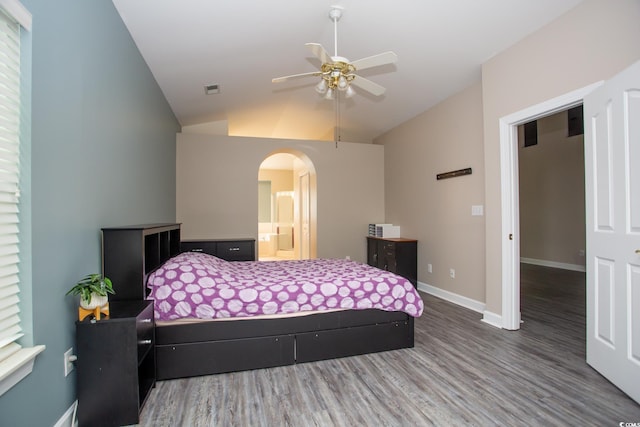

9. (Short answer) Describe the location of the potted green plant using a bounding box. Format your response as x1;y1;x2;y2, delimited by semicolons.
67;273;115;309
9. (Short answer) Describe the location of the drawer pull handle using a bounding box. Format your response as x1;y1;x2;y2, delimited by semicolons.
140;319;152;323
228;247;240;251
138;339;152;345
191;248;204;252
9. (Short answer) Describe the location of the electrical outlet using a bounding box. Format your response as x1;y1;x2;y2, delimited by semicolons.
428;263;433;273
449;268;455;279
64;348;74;377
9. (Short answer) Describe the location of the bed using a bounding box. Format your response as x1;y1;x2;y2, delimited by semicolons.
102;223;423;381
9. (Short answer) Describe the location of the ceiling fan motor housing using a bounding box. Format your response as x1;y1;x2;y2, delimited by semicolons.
321;61;355;91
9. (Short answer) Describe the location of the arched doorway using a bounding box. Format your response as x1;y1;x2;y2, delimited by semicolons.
258;150;317;261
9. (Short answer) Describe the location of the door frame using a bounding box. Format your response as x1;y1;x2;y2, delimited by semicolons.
499;81;603;330
298;171;310;259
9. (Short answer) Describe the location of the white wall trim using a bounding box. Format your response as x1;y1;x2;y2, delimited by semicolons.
0;345;45;397
417;281;485;314
418;281;504;329
481;310;503;329
0;0;31;30
53;400;77;427
499;115;520;330
521;257;586;273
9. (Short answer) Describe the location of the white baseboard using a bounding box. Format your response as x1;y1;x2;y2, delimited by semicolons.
417;281;504;329
54;400;77;427
417;281;485;314
481;310;503;329
520;257;585;272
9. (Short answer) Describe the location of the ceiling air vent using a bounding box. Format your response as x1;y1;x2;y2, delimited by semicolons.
204;84;220;95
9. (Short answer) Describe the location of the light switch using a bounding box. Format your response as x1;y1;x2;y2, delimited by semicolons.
472;205;484;216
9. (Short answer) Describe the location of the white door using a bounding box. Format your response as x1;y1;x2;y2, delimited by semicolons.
585;60;640;403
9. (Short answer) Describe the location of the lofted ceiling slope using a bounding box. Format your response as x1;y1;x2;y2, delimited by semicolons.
113;0;583;143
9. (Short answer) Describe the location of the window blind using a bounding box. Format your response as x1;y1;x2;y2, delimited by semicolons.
0;5;23;358
0;4;43;397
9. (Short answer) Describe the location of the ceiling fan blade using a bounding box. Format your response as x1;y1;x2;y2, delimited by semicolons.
350;51;398;71
350;75;386;96
272;71;321;83
305;43;333;64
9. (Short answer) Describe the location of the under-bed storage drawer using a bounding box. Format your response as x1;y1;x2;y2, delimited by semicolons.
296;320;414;363
156;335;294;380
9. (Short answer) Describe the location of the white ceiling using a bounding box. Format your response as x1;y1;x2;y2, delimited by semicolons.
112;0;583;143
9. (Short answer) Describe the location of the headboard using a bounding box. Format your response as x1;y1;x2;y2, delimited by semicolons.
102;223;181;301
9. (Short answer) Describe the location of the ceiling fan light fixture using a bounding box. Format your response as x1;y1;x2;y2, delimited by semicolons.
324;87;334;100
337;75;348;91
315;79;328;94
345;85;355;98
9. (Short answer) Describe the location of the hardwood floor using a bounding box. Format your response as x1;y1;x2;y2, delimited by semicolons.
140;264;640;426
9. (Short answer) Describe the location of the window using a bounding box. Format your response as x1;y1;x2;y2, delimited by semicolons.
567;105;584;137
0;0;43;397
523;120;538;147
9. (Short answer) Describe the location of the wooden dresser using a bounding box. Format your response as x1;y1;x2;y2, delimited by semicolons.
366;236;418;288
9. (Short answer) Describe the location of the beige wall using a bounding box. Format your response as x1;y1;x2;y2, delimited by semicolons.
374;0;639;312
482;0;640;313
176;133;385;262
375;82;486;302
259;169;294;194
518;111;586;268
175;0;640;318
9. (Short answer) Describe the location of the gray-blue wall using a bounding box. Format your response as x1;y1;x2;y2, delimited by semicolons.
0;1;180;426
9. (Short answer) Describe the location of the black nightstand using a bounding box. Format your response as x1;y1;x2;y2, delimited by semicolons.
76;300;155;427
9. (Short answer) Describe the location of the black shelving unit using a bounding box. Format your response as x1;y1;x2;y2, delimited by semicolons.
76;300;155;427
102;223;181;300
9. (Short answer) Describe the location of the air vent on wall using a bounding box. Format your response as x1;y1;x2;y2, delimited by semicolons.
204;84;220;95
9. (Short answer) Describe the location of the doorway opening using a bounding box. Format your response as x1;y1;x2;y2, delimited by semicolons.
258;150;317;261
518;108;586;274
516;108;587;346
499;82;601;330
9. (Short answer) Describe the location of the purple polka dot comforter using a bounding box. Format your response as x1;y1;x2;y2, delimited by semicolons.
147;252;424;321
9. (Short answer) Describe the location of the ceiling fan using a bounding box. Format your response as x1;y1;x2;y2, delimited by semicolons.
272;6;398;100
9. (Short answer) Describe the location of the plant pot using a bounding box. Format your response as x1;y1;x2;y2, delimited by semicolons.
80;293;108;310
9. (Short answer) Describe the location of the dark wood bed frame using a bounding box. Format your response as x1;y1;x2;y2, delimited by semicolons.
102;223;415;381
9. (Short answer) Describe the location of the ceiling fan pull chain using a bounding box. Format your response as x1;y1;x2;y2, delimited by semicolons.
335;92;340;147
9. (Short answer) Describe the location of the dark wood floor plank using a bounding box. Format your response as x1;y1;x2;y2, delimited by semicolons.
140;264;640;426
